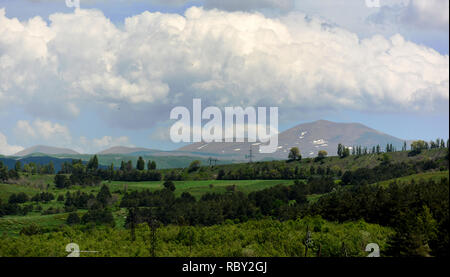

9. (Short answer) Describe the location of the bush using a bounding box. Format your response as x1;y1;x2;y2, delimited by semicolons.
20;223;41;236
8;193;29;204
163;180;176;192
81;208;115;227
188;160;201;173
67;212;81;225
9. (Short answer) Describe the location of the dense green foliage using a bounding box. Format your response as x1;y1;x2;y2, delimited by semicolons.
0;148;448;257
0;217;392;257
309;178;449;256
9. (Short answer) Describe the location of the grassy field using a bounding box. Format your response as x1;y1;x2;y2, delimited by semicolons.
375;170;449;187
104;179;296;198
0;183;41;202
0;179;297;236
0;213;68;236
0;207;133;236
2;178;297;200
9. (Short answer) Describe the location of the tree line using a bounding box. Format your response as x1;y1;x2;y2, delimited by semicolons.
117;173;448;256
54;156;161;188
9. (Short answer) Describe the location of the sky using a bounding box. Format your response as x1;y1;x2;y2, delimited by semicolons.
0;0;448;155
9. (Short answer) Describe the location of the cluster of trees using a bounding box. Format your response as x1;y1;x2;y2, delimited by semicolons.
115;158;157;172
337;144;351;158
98;168;162;182
287;148;328;162
339;143;395;157
338;157;436;186
336;138;448;158
217;150;445;181
0;193;33;217
30;192;55;203
409;139;448;156
119;177;336;227
55;158;102;188
0;161;20;182
64;185;115;226
309;178;449;256
8;192;29;204
118;173;449;256
64;191;96;210
247;178;336;217
56;156;161;187
6;161;55;176
0;184;116;224
0;193;60;217
216;162;345;181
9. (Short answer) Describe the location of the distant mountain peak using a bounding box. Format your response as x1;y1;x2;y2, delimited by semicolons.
177;120;406;160
314;119;332;123
97;146;155;155
14;145;79;156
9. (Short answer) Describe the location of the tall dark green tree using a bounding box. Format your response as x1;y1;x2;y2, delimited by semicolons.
337;144;343;157
137;156;145;171
66;212;80;225
97;184;112;207
147;160;152;170
87;155;99;171
14;161;22;172
342;147;350;158
126;160;133;172
288;147;301;161
48;161;55;174
0;161;9;182
188;160;201;173
54;173;69;189
317;150;327;159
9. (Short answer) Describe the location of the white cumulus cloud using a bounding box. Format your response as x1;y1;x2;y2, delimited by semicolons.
0;132;24;156
0;7;448;130
92;136;133;149
14;119;72;143
369;0;449;31
204;0;295;12
75;136;134;153
407;0;449;30
12;119;133;153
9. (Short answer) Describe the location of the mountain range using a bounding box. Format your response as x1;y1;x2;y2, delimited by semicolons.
12;120;408;161
14;145;79;157
177;120;407;160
